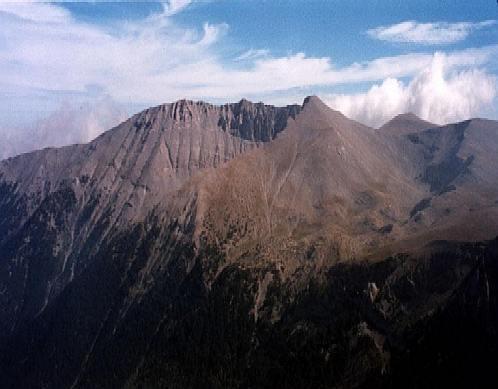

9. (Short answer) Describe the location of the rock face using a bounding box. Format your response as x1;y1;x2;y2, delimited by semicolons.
0;99;300;337
0;97;498;388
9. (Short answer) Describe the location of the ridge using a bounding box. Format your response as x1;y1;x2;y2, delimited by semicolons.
133;98;302;142
379;112;436;134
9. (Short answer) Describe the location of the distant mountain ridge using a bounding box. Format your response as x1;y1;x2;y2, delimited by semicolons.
379;112;436;134
0;97;498;388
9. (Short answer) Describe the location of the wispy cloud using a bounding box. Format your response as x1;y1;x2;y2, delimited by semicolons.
325;53;497;127
235;49;270;61
0;2;497;159
368;20;496;45
163;0;192;16
0;1;228;99
0;1;72;24
0;96;128;160
1;2;496;102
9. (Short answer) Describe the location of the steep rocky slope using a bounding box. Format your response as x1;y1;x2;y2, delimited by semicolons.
0;97;497;388
0;99;300;336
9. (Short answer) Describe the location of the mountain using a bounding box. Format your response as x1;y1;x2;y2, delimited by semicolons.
0;97;498;388
378;112;436;135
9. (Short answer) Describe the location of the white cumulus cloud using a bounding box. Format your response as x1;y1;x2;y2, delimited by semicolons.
0;2;497;159
368;20;496;45
325;53;497;127
1;2;496;104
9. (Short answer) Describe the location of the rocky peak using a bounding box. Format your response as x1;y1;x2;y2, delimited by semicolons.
169;99;195;121
395;112;422;121
237;98;254;109
379;112;435;134
163;99;220;122
130;99;301;142
296;95;357;132
218;99;301;141
302;95;325;107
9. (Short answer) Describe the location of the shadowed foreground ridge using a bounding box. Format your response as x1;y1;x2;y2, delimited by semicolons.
0;96;498;388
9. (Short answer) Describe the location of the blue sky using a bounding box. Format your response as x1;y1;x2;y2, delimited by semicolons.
62;1;498;61
0;0;497;158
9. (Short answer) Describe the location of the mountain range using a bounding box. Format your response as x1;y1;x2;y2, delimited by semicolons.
1;96;498;388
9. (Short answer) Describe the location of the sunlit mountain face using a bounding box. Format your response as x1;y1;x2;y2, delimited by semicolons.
0;96;497;388
1;1;498;388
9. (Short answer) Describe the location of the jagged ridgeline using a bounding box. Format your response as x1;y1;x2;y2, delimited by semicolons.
1;97;498;388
